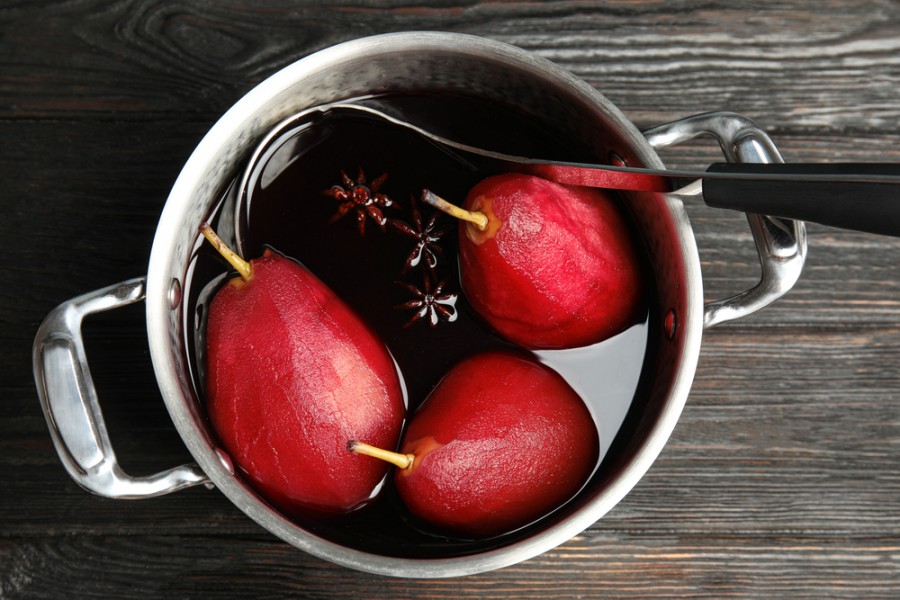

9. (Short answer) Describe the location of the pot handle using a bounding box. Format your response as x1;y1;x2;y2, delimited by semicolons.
33;278;210;498
644;112;808;328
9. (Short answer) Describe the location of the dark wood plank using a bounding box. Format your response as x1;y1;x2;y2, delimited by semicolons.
1;1;898;133
3;532;899;598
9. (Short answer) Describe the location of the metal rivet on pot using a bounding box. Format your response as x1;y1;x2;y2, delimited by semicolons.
664;309;677;340
215;448;235;475
609;151;627;166
168;278;183;309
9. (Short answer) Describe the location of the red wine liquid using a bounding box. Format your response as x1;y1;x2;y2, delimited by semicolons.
187;93;657;557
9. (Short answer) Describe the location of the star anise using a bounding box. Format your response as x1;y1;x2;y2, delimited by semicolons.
396;276;458;328
389;195;447;273
324;167;393;235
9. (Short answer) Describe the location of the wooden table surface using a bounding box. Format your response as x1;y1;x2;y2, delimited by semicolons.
3;2;899;598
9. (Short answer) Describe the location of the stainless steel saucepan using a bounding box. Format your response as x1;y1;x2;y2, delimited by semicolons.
33;32;814;577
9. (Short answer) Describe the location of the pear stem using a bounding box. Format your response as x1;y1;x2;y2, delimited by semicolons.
348;440;415;470
422;189;488;231
200;223;253;281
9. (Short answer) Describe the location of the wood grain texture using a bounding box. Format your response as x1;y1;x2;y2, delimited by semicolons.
3;1;899;598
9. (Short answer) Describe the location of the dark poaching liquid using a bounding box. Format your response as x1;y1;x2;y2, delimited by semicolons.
186;93;658;557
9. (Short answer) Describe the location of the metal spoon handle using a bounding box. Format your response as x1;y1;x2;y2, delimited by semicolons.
293;104;900;237
701;163;900;237
535;160;900;236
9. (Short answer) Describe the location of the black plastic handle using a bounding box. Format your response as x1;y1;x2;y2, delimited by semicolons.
702;163;900;237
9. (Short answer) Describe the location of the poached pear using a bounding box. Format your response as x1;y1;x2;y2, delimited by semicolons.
352;351;598;538
201;225;405;515
424;173;645;349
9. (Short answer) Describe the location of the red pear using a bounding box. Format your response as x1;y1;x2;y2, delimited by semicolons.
352;351;598;538
201;225;405;515
425;173;645;349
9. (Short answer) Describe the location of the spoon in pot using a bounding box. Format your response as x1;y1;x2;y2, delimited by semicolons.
235;100;900;244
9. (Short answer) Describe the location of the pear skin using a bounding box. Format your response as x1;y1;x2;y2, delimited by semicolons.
393;352;598;538
205;247;405;515
456;173;646;349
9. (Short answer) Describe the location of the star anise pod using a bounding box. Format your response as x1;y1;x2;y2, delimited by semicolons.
395;276;458;328
324;167;393;235
389;195;447;273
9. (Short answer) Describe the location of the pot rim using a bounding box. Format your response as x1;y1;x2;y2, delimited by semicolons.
145;31;703;578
